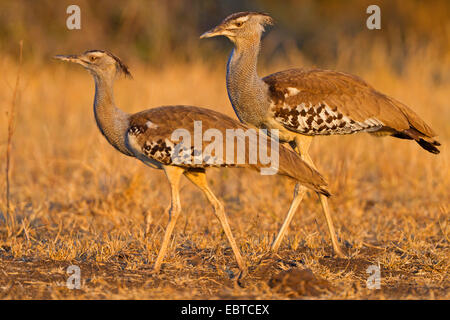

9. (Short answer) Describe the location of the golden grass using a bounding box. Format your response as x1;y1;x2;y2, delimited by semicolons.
0;40;448;299
4;41;23;236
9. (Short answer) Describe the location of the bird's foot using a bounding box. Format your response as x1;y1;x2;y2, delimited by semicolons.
235;268;249;288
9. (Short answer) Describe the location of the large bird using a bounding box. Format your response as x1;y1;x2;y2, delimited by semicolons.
54;49;330;277
201;12;441;257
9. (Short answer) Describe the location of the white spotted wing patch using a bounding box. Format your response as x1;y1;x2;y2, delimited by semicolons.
126;125;174;165
126;125;234;168
128;125;145;136
141;139;175;164
166;142;232;168
271;101;383;135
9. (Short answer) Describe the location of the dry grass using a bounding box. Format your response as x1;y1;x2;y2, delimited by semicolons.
0;40;448;299
4;41;23;235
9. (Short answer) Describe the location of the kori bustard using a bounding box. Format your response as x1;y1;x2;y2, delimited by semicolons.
54;50;330;277
201;12;441;257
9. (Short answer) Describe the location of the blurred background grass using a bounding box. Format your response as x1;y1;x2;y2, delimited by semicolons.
0;0;449;68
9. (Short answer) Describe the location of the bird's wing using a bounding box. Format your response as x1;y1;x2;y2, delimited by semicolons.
125;105;329;195
126;106;240;168
263;68;437;138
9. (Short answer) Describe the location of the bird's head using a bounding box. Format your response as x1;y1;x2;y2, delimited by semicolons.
53;50;132;80
200;12;274;44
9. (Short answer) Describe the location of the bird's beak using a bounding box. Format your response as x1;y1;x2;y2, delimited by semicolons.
53;54;84;65
200;26;230;39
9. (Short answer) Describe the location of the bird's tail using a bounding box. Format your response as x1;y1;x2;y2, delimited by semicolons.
275;145;330;196
389;97;441;154
405;128;440;154
392;127;441;154
239;127;330;196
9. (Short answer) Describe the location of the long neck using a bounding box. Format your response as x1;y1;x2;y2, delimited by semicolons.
226;37;269;126
92;74;132;156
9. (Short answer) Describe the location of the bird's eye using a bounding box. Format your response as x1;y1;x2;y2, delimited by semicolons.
89;56;97;62
235;22;244;27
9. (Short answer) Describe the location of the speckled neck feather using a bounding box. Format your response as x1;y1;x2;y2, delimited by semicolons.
226;36;270;127
92;73;133;156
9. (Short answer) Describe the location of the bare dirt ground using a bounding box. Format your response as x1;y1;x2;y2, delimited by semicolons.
0;52;448;299
0;225;448;299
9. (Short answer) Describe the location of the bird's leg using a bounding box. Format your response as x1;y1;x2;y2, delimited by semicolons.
153;166;184;273
301;151;345;258
145;205;171;238
184;170;247;277
270;137;312;252
271;183;307;251
271;135;345;258
144;212;153;237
